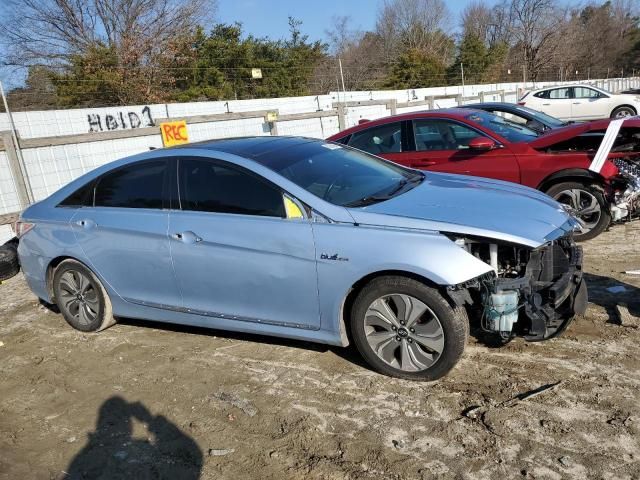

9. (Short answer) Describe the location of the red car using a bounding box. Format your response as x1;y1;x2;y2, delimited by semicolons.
327;109;640;240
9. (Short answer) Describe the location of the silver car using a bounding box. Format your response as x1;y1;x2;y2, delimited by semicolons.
16;137;587;380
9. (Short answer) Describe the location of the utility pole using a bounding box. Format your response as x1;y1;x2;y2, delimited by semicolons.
338;58;346;96
460;63;465;95
522;64;526;86
0;79;33;205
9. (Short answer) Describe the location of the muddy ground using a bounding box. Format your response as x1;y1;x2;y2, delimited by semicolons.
1;223;640;480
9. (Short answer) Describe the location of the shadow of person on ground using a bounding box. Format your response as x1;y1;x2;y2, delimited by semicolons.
65;396;202;480
584;272;640;323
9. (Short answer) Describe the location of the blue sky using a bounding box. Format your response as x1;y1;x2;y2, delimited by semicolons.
217;0;494;41
0;0;493;88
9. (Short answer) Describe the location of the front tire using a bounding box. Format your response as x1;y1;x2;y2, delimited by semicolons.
350;276;468;381
52;259;115;332
545;181;610;241
611;106;636;119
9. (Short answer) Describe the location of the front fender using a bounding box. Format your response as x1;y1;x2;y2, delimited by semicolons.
311;222;493;341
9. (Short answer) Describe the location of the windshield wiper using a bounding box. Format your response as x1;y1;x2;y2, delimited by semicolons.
345;175;423;208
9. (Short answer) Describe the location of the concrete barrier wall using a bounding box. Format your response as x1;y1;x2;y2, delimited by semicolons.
0;76;638;244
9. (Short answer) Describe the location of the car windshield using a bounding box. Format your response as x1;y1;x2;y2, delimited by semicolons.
513;105;567;127
465;110;539;142
253;142;423;207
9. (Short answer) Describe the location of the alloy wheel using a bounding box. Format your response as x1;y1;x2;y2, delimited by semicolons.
57;269;100;326
364;294;444;372
615;109;633;118
554;188;602;232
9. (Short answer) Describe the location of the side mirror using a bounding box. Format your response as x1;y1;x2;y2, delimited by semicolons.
468;137;496;151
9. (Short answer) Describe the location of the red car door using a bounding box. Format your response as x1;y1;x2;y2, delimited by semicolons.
391;118;521;183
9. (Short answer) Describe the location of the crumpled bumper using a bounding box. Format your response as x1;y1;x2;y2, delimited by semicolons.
521;239;587;341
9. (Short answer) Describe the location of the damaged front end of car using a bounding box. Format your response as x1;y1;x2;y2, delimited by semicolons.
609;155;640;222
445;229;587;342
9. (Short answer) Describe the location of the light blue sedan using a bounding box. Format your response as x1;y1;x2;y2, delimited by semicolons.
16;137;586;380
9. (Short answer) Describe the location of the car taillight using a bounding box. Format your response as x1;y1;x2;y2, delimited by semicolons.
517;101;526;106
14;221;35;238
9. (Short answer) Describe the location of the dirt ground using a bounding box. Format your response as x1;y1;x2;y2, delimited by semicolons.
1;223;640;480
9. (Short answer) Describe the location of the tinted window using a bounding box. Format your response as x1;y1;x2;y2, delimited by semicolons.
513;105;566;127
549;88;572;99
534;90;549;99
465;110;538;142
58;181;94;207
414;119;486;151
179;158;285;217
251;142;422;207
348;122;402;154
94;161;166;209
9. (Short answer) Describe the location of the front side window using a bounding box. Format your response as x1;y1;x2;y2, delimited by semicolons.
414;119;486;151
549;88;572;99
348;122;402;155
179;158;285;217
94;160;166;209
574;87;601;99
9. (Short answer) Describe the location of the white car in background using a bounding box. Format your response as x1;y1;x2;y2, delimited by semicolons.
519;84;640;121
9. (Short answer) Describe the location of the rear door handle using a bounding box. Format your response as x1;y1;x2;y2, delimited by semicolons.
75;219;97;229
414;161;436;167
172;231;202;244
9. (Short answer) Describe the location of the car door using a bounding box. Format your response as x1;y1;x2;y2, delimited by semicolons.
168;156;320;329
71;158;183;309
396;118;521;183
571;86;610;120
346;121;410;166
540;87;573;120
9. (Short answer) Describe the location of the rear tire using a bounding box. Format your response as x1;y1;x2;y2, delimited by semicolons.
52;259;115;332
611;106;636;119
350;276;468;381
545;181;610;241
0;245;20;281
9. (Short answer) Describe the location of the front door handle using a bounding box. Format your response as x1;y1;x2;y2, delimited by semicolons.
414;161;436;167
172;231;202;244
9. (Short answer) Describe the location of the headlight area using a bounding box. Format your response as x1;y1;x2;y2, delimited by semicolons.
444;234;587;342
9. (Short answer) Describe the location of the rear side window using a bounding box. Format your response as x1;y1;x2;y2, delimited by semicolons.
94;160;166;209
179;158;285;217
348;122;403;154
534;90;549;99
58;181;94;207
574;87;601;99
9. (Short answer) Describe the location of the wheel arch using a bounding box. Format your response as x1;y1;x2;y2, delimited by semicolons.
46;256;93;303
536;168;605;193
611;104;637;117
338;269;449;347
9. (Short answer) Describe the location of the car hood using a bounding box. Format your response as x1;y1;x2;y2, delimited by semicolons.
347;172;577;248
529;116;640;149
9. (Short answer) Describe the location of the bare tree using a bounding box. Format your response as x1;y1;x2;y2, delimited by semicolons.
0;0;216;67
502;0;568;80
0;0;216;104
376;0;453;61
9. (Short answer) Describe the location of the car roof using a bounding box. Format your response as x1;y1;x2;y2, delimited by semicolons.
172;135;320;158
330;108;482;139
461;102;520;109
531;84;603;92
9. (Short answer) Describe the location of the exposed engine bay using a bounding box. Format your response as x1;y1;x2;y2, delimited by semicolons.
446;234;587;342
610;156;640;221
